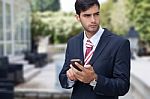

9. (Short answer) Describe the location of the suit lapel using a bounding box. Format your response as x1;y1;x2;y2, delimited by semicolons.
90;29;112;65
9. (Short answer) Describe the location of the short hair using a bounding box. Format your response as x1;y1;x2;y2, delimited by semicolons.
75;0;100;15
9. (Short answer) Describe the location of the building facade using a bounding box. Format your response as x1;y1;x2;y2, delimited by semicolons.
0;0;31;57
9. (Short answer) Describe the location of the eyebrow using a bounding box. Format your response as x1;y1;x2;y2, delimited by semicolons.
83;11;100;16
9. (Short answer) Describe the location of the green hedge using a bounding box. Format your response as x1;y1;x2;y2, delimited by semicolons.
31;11;82;44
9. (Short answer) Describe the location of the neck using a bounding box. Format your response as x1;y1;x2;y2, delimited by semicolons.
85;29;99;39
85;32;95;39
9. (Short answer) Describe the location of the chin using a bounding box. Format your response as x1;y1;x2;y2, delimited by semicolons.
90;28;99;33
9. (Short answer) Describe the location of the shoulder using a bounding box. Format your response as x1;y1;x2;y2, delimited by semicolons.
104;28;129;43
67;32;83;43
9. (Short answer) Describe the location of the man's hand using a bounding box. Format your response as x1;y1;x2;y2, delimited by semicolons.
71;62;97;83
66;67;77;81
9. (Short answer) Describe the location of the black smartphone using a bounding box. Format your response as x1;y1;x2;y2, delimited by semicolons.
70;59;82;71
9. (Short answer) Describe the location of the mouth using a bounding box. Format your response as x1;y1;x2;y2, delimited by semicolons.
89;25;98;28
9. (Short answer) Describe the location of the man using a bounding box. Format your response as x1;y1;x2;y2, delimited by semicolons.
59;0;130;99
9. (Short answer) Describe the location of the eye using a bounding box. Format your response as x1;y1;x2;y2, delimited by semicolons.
83;14;91;17
96;13;99;15
95;12;100;16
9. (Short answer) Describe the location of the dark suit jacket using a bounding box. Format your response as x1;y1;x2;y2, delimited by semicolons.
59;28;131;99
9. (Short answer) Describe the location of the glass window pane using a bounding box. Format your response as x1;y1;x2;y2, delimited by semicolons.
6;43;12;55
0;1;3;40
6;3;11;40
6;31;11;40
21;22;25;40
6;3;11;28
0;44;4;56
14;42;23;55
13;1;31;55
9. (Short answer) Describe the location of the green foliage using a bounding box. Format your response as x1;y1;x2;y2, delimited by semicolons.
31;13;50;39
127;0;150;43
101;0;129;36
110;0;129;36
31;0;60;12
100;0;113;30
31;0;150;44
31;11;82;44
102;0;150;43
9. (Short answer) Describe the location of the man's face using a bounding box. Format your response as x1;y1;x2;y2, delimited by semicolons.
76;4;100;36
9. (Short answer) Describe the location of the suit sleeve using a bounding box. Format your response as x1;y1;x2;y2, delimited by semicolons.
94;40;131;96
59;40;72;89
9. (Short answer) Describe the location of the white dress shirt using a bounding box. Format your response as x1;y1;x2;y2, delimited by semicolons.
83;26;104;58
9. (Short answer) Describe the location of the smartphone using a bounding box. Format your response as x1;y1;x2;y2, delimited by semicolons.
70;59;82;71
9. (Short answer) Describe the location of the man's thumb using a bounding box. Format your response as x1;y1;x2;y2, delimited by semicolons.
84;65;91;68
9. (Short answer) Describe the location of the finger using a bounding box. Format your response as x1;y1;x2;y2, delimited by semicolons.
68;69;73;76
70;64;77;73
73;71;82;81
67;69;76;80
84;65;93;71
70;65;79;73
67;69;72;77
75;62;84;71
69;69;77;79
84;64;91;68
70;64;72;68
70;65;83;78
66;70;71;79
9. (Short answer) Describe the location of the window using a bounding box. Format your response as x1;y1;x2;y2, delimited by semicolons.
0;1;3;56
0;1;3;41
0;44;4;56
6;43;12;55
1;0;31;56
6;3;11;40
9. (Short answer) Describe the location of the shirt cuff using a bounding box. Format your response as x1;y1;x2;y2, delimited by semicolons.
67;78;75;87
90;79;97;89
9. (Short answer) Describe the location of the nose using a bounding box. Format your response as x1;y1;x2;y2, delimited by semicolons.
91;15;96;23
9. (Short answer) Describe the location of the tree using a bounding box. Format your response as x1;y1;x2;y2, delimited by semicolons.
31;0;60;12
100;0;113;30
110;0;129;35
126;0;150;43
101;0;129;36
31;11;82;44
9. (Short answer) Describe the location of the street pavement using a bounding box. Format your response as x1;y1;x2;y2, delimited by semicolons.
15;55;150;99
120;56;150;99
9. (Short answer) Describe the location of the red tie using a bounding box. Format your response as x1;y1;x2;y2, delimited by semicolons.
84;40;93;65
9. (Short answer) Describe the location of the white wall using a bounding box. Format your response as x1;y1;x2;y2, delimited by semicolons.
60;0;107;12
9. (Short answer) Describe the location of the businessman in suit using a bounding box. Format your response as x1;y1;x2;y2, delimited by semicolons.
59;0;131;99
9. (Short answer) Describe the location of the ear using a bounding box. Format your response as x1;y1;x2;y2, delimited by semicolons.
75;14;80;22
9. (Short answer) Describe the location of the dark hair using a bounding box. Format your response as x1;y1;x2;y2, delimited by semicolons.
75;0;100;15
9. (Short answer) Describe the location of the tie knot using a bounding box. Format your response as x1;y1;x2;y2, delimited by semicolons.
86;40;93;48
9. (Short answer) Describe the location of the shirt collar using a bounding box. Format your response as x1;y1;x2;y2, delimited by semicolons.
84;26;104;47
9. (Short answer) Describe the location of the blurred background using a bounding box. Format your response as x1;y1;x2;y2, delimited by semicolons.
0;0;150;99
